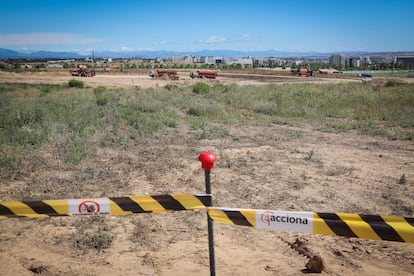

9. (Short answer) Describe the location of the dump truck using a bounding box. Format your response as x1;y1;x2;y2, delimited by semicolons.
149;70;179;80
190;70;218;79
298;70;314;77
70;67;96;77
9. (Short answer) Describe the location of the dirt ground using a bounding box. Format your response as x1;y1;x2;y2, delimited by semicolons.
0;72;414;275
0;70;365;89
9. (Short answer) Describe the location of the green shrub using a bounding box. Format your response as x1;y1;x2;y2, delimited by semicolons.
39;86;52;95
192;82;210;94
68;79;84;88
94;86;109;106
187;103;219;117
94;86;107;95
96;96;109;106
165;84;178;91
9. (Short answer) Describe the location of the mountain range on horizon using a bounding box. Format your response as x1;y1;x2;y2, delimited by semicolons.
1;48;413;59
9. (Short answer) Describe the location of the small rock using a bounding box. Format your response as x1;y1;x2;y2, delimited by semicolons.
29;264;48;274
306;255;324;273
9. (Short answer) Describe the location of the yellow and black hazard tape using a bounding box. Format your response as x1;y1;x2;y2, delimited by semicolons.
0;194;211;219
3;196;413;244
207;207;414;244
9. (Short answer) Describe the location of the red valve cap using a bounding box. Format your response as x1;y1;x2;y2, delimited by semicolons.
198;151;217;170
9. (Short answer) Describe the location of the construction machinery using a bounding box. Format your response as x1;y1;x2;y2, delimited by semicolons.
190;70;218;79
292;63;314;77
70;65;96;77
298;70;314;77
149;70;179;80
359;73;373;82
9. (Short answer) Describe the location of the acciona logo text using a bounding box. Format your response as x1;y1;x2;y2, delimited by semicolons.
261;210;309;226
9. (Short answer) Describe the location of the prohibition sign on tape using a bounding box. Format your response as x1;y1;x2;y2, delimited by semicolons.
78;200;100;214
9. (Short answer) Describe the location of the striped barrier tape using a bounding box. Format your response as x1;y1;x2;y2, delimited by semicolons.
207;207;414;243
0;194;211;219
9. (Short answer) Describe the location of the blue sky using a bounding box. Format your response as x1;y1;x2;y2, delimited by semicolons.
0;0;413;53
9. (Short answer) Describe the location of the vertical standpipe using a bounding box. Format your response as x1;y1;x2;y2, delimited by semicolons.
198;151;217;276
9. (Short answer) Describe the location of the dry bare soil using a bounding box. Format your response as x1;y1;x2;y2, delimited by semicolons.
0;69;362;89
0;71;413;275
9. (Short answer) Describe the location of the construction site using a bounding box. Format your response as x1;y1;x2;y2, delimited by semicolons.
0;67;413;276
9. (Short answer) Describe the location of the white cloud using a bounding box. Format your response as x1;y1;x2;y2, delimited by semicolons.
0;32;102;46
159;41;167;45
242;34;251;41
120;46;134;52
204;36;227;44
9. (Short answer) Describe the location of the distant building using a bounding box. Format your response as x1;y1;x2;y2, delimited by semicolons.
223;57;253;66
349;57;361;67
369;56;394;64
329;54;347;67
204;56;223;64
362;56;371;65
253;57;281;67
171;55;193;64
47;63;63;69
396;56;414;64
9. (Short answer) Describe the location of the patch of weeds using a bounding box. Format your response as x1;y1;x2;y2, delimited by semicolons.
130;217;160;251
68;79;84;88
94;86;107;96
186;101;227;122
0;101;49;146
219;150;232;168
192;82;210;94
75;167;97;182
192;121;229;140
130;218;150;243
100;132;129;147
304;150;314;161
72;217;113;253
187;105;205;117
319;122;355;133
165;84;178;91
254;101;279;116
96;96;109;106
65;137;95;164
94;86;109;106
271;118;294;126
39;86;52;96
136;99;163;113
0;151;19;171
384;80;404;87
126;110;176;142
211;83;228;93
327;166;354;176
289;130;305;139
